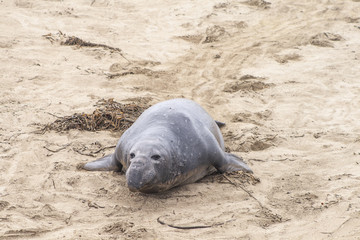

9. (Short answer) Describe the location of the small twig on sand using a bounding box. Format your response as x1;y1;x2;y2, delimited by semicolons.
73;148;97;157
248;158;265;162
45;112;62;118
43;143;71;153
157;216;234;230
72;145;116;157
92;145;116;154
88;201;105;209
222;175;265;209
321;218;352;235
272;158;295;162
222;174;285;224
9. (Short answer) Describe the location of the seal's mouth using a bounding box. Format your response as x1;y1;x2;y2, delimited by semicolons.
127;179;158;193
128;184;156;193
127;181;169;193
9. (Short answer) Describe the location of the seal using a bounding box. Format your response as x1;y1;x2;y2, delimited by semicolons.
83;98;252;193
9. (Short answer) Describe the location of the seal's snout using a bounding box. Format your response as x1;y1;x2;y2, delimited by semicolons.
129;159;145;167
126;158;157;192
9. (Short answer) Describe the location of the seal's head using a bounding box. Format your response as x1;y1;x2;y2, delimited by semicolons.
126;139;172;193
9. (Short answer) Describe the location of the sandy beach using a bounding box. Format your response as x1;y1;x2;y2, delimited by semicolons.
1;0;360;239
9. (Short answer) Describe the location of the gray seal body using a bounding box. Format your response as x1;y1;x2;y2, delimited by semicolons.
84;98;252;193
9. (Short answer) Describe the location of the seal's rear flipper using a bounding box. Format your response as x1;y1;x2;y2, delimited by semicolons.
215;153;253;173
83;154;122;172
215;121;226;128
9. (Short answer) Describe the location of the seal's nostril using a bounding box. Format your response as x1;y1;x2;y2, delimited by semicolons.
151;154;161;160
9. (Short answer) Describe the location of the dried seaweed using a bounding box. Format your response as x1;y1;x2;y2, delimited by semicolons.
61;35;122;53
39;98;150;133
42;31;130;62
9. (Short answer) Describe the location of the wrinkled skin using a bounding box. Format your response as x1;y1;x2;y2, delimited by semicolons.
84;98;252;193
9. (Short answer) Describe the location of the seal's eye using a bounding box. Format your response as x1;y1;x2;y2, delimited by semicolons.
130;153;135;159
151;154;161;160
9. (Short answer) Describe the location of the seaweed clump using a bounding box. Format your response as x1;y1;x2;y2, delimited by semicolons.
40;98;150;133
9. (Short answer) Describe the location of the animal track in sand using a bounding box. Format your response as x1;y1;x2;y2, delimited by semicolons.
224;131;279;152
232;110;272;126
202;25;229;43
0;200;10;211
274;53;302;64
223;75;274;93
177;34;203;44
101;221;156;239
309;32;345;48
243;0;271;9
223;81;273;92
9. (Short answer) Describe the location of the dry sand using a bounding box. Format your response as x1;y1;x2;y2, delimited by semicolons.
1;0;360;239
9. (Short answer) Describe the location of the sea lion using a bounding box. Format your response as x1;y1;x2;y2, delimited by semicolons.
84;98;252;193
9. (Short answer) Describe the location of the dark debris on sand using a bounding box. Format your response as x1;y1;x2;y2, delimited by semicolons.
61;35;123;53
39;98;151;133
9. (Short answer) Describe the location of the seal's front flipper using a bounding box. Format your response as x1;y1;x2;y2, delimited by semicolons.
215;153;253;173
83;154;122;171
